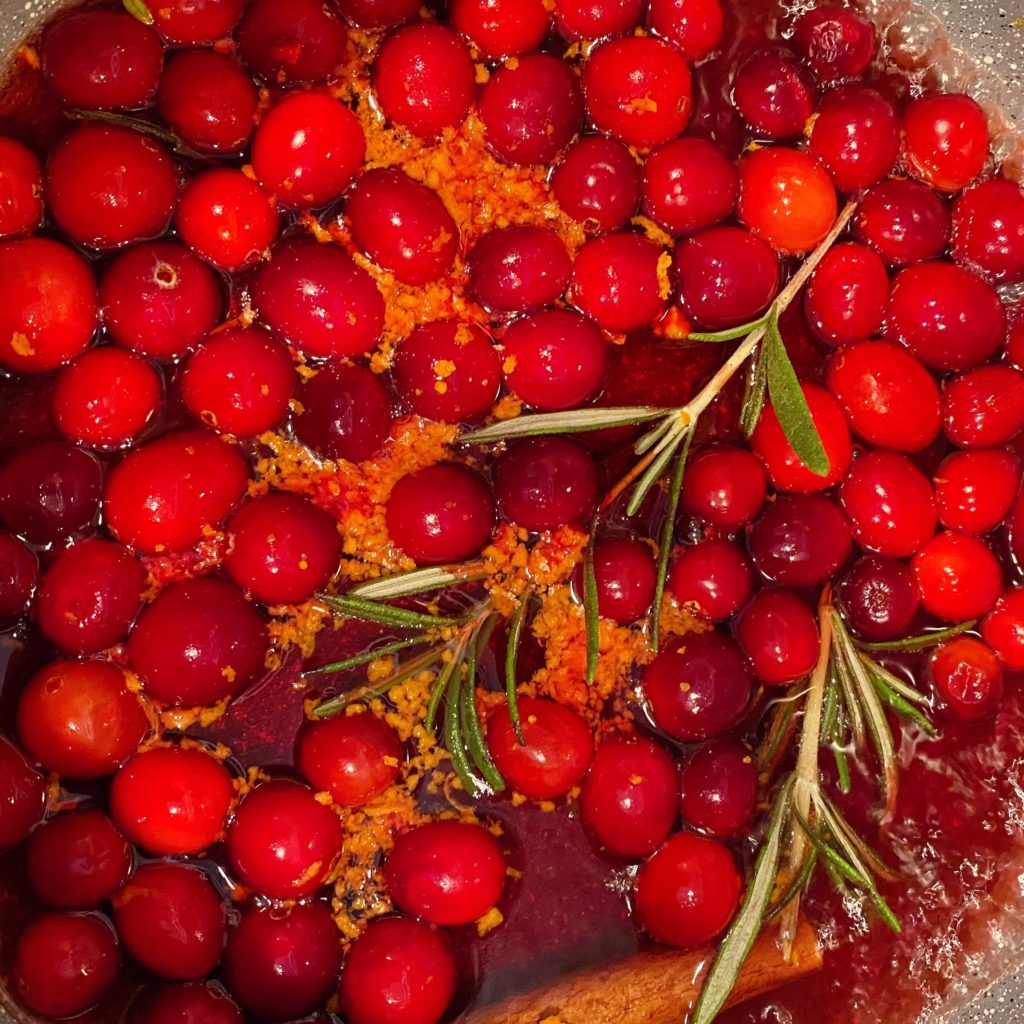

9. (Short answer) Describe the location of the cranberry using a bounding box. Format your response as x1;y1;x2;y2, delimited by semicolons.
577;536;657;624
157;50;257;154
793;6;876;81
181;328;296;437
555;0;642;38
101;240;222;361
679;739;758;838
26;810;131;911
735;588;820;685
36;538;145;655
951;179;1024;283
225;903;341;1020
450;0;549;57
583;36;692;149
129;576;266;707
493;437;598;531
17;660;147;780
854;178;950;267
374;23;474;139
113;863;225;981
635;832;741;948
42;10;162;110
0;237;98;373
934;449;1020;535
0;531;36;623
805;242;889;347
646;0;724;62
929;636;1004;719
479;53;584;166
904;93;989;193
347;168;458;286
251;238;384;358
336;0;421;29
680;445;767;530
825;339;940;452
252;91;365;209
339;916;456;1024
733;48;815;139
911;531;1002;621
0;736;45;851
296;712;403;807
942;365;1024;448
1007;321;1024;372
386;463;495;565
673;226;779;330
487;697;594;799
237;0;347;84
46;124;177;250
110;745;234;855
552;135;640;234
0;440;101;544
12;913;119;1018
579;736;678;860
0;138;43;237
470;226;571;312
392;319;500;423
749;495;852;587
641;137;736;238
142;983;242;1024
751;382;852;493
140;0;245;43
668;538;753;621
104;430;249;554
294;361;393;462
982;588;1024;671
837;556;920;642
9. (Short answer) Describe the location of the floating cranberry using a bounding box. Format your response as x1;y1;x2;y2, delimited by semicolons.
578;537;657;624
793;6;876;81
934;449;1020;535
680;445;767;530
951;179;1024;283
810;85;899;192
942;365;1024;448
450;0;549;57
749;495;852;587
805;242;889;347
837;556;920;642
668;538;753;621
142;983;242;1024
471;226;571;313
555;0;642;38
552;135;640;233
642;137;736;237
0;736;45;851
854;178;950;267
646;0;724;62
140;0;246;43
679;739;758;838
0;531;36;623
0;138;43;237
336;0;421;28
904;93;989;193
911;531;1002;621
929;636;1004;719
982;588;1024;671
733;48;815;139
735;588;819;685
237;0;347;84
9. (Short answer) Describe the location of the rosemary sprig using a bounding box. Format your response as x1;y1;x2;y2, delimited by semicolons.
65;108;211;163
505;591;530;745
859;620;976;652
303;636;429;677
583;519;600;686
347;562;490;601
123;0;154;24
316;592;468;630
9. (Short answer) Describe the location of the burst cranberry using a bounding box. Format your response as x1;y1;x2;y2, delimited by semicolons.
904;93;989;193
646;0;724;61
451;0;549;56
951;179;1024;283
642;137;736;237
17;660;147;780
854;178;950;267
668;539;753;621
0;737;45;851
471;226;571;312
374;23;474;139
934;449;1020;535
237;0;347;84
251;238;384;358
837;556;920;642
110;745;234;855
142;983;242;1024
488;697;593;799
583;36;692;149
494;437;598;531
347;169;458;286
751;382;852;493
930;636;1004;719
157;50;257;153
480;53;584;166
140;0;245;42
555;0;642;38
749;495;852;587
805;242;889;347
942;365;1024;448
735;588;820;685
0;138;43;237
810;85;899;191
336;0;421;28
339;916;456;1024
0;237;98;373
578;537;657;624
982;588;1024;671
679;739;757;838
911;531;1002;621
226;903;341;1020
793;6;876;80
0;531;36;623
552;135;640;233
825;340;940;452
294;361;393;462
680;445;767;530
252;91;365;209
733;48;815;139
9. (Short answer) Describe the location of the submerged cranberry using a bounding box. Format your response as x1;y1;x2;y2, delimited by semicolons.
749;495;851;587
0;531;36;623
579;537;657;624
982;588;1024;671
805;242;889;347
552;135;640;233
904;93;989;193
646;0;723;61
0;736;45;851
793;5;876;80
142;983;242;1024
668;538;753;621
337;0;421;28
942;365;1024;448
237;0;347;84
471;226;571;312
912;532;1002;622
930;636;1004;719
735;589;819;685
555;0;642;38
680;739;758;838
854;178;950;267
837;556;919;642
951;179;1024;283
0;138;43;238
733;48;815;140
450;0;549;57
680;445;767;530
141;0;246;43
810;85;899;191
934;449;1020;535
642;137;737;237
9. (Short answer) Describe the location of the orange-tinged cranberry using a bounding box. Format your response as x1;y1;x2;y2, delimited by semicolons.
930;636;1004;719
911;532;1002;622
904;93;989;193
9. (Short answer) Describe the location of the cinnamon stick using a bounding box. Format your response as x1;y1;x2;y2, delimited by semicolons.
462;915;822;1024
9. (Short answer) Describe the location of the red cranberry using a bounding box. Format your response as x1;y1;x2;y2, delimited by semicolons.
854;178;950;267
680;445;767;530
17;660;147;780
942;365;1024;448
225;903;341;1020
579;736;678;860
470;226;571;312
101;240;222;361
339;916;456;1024
982;588;1024;671
837;555;920;642
0;138;43;237
793;6;876;81
810;85;899;191
904;93;989;193
252;91;365;209
392;319;500;423
46;124;177;250
911;531;1002;621
157;50;257;154
296;712;403;807
552;135;640;233
237;0;347;84
751;382;852;493
294;361;393;462
635;832;741;948
646;0;724;62
1008;321;1024;371
0;736;45;851
251;238;384;358
142;983;242;1024
679;739;757;838
825;339;940;453
336;0;420;28
451;0;549;57
494;437;598;531
577;536;657;624
583;36;693;149
12;913;119;1018
749;495;852;587
930;636;1004;719
129;577;266;707
104;431;249;554
0;238;98;373
733;48;815;140
668;538;753;621
805;242;889;347
139;0;245;43
951;179;1024;283
0;531;36;623
555;0;642;38
110;745;234;855
642;137;737;237
374;23;474;139
735;588;820;685
934;449;1020;535
347;168;459;286
480;53;584;166
487;697;593;799
674;226;779;330
113;863;225;981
